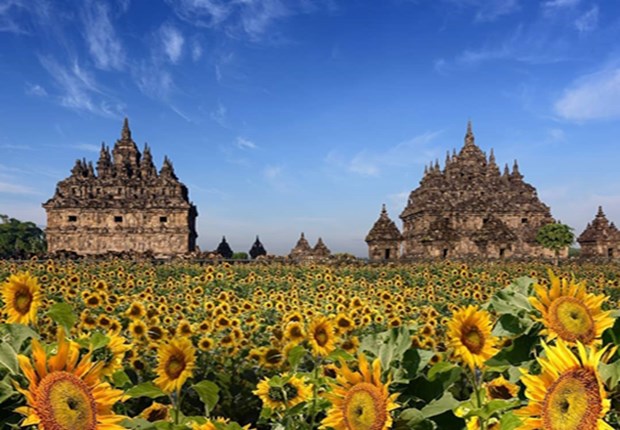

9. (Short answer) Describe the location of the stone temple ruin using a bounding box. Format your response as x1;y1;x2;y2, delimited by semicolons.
366;122;558;260
578;206;620;260
43;119;197;257
289;233;331;261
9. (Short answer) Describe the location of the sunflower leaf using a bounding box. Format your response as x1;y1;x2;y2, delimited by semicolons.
0;323;38;352
420;391;459;418
0;343;18;374
125;382;166;399
46;302;76;332
287;344;306;369
192;380;220;415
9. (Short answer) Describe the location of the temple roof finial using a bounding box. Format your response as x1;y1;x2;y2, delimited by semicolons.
121;117;131;141
465;120;474;146
597;206;605;217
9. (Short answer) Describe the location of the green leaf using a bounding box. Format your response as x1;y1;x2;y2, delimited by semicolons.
112;370;132;388
420;391;459;418
121;417;157;429
326;348;353;363
0;343;18;374
0;323;38;351
125;382;166;399
287;344;306;368
46;303;76;332
89;332;110;351
600;360;620;390
402;349;435;378
0;377;17;403
192;380;220;414
499;410;522;430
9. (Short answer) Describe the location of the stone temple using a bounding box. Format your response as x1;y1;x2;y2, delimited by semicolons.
43;119;198;256
367;122;558;260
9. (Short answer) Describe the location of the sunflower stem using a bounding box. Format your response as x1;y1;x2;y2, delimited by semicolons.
472;367;487;430
309;356;322;430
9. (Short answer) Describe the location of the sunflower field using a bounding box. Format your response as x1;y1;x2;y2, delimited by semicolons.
0;258;619;430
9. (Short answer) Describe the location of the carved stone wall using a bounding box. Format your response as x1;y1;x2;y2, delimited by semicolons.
370;122;561;260
43;119;197;257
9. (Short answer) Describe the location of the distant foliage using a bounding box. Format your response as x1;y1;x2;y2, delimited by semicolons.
0;214;46;259
536;222;574;264
232;251;249;260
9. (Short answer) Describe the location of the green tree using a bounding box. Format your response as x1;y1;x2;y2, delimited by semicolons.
0;214;46;259
536;222;574;265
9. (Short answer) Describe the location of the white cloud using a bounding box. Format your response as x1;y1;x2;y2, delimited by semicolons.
554;67;620;121
81;1;125;70
575;6;598;33
39;56;125;118
160;24;184;63
191;40;203;61
328;131;443;177
0;0;29;33
542;0;580;8
210;101;227;126
474;0;519;22
236;137;257;149
167;0;291;41
25;83;47;96
0;181;39;195
133;61;174;99
547;128;566;142
71;143;101;152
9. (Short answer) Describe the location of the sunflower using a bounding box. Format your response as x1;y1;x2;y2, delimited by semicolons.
91;332;131;377
253;373;312;410
140;402;170;422
154;337;196;394
321;354;399;430
284;321;306;343
308;316;339;357
484;375;519;400
529;270;614;345
2;272;41;324
13;329;125;429
516;340;613;430
446;305;498;370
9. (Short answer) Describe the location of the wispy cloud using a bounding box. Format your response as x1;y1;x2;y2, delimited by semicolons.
574;6;598;33
0;0;29;33
474;0;519;22
327;131;443;177
133;61;174;100
0;181;39;195
39;56;125;118
25;83;47;96
236;137;257;150
542;0;580;9
210;101;227;126
191;39;203;61
160;24;185;63
554;67;620;121
81;0;125;70
167;0;302;41
71;143;100;152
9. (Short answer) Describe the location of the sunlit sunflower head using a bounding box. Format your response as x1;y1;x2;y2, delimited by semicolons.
140;402;170;422
530;270;614;346
308;316;339;357
284;321;306;343
154;337;196;394
321;354;399;430
446;305;498;371
13;328;126;429
484;375;519;400
91;331;131;377
2;272;41;325
192;417;255;430
253;373;312;411
516;339;613;430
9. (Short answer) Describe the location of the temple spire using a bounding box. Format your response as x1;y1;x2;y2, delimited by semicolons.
121;117;131;141
465;120;475;147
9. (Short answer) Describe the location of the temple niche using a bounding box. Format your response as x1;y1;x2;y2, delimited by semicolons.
367;122;560;260
43;119;198;257
577;206;620;260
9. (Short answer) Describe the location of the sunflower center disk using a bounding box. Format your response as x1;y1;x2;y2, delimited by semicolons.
343;383;386;430
37;371;97;430
315;329;328;346
542;368;601;430
462;325;485;354
166;356;186;379
14;288;33;314
549;297;595;343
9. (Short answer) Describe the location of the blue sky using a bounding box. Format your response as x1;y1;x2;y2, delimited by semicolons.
1;0;620;257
